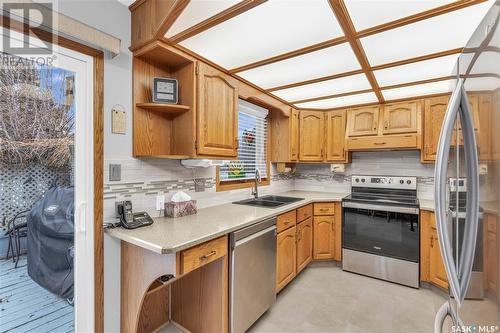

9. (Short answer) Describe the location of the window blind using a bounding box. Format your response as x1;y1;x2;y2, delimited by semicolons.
219;99;268;182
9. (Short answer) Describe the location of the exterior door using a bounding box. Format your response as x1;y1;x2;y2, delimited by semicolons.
196;63;238;157
347;106;379;137
299;111;324;161
326;110;347;161
296;218;312;273
0;29;95;332
382;101;419;135
276;226;297;292
313;216;335;260
423;95;450;161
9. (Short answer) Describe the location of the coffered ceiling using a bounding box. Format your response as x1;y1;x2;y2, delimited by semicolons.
162;0;495;110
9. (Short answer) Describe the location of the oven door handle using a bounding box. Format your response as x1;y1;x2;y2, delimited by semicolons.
342;201;419;215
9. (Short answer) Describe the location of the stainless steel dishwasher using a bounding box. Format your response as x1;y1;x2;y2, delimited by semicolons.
230;217;277;333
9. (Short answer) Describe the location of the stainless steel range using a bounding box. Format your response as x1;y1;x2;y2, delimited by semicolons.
342;175;420;288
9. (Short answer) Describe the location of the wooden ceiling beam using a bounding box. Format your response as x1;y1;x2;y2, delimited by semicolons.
168;0;267;44
328;0;384;103
229;36;347;73
357;0;487;38
379;76;455;91
154;0;191;39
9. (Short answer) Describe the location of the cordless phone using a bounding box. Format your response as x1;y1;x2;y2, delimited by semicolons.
116;200;154;229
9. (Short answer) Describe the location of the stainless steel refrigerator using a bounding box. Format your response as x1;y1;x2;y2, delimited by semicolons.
434;2;500;331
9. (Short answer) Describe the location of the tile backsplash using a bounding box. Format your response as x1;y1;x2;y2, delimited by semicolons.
103;150;437;221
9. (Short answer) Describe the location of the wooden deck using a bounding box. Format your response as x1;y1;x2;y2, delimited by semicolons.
0;255;74;333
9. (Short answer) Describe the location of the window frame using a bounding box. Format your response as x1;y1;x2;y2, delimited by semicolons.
216;112;271;192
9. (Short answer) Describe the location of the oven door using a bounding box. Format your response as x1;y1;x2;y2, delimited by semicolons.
342;202;419;262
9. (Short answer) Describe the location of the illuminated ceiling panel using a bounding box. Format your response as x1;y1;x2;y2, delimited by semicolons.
273;73;371;102
180;0;344;69
374;54;459;87
360;2;492;66
237;43;361;89
295;92;378;109
382;80;455;100
345;0;453;31
166;1;240;38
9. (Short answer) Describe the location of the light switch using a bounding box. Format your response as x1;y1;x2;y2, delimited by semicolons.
109;164;121;181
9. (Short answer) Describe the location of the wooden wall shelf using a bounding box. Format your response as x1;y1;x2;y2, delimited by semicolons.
136;102;190;114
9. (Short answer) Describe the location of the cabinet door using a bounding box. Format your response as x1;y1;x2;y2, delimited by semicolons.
296;218;313;273
196;64;238;157
326;109;347;161
299;111;324;161
347;106;379;137
484;215;497;293
478;94;492;161
313;216;335;260
423;96;449;161
429;226;449;290
382;101;418;135
276;226;297;292
290;109;300;161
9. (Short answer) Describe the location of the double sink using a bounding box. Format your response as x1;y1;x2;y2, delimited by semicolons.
233;195;304;208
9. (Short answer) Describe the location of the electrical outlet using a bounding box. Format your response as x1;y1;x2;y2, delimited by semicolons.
109;164;121;181
156;194;165;211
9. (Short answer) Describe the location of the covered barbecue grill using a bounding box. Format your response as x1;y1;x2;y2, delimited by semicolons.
27;186;75;300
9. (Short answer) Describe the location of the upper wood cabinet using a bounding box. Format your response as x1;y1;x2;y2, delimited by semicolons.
382;101;419;135
196;63;238;158
270;108;299;162
299;110;325;161
478;94;492;161
346;106;379;137
296;217;313;274
326;110;348;162
421;95;450;162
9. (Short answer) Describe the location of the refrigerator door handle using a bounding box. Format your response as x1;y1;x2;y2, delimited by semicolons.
434;79;463;304
457;84;480;303
434;301;463;333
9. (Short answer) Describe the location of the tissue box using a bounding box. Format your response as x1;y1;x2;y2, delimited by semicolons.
164;200;197;218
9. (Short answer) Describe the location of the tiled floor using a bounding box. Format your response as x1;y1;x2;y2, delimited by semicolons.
249;263;448;333
0;256;74;333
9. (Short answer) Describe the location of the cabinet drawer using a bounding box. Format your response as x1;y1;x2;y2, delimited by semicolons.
179;235;227;275
314;203;336;216
347;135;417;151
297;204;313;222
277;210;297;233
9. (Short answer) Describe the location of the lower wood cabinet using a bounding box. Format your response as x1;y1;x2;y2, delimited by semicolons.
296;217;313;274
420;210;449;290
484;214;498;294
312;202;341;261
276;225;297;292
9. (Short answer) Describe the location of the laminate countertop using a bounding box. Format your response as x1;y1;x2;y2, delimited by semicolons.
106;191;348;254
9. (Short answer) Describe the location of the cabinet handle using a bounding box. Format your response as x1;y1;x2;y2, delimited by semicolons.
373;142;386;145
200;251;217;260
235;139;239;149
320;208;329;211
430;236;434;248
284;220;289;225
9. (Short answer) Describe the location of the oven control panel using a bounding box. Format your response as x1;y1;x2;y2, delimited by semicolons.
351;175;417;190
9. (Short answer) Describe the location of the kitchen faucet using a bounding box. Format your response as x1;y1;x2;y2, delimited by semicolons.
252;169;262;199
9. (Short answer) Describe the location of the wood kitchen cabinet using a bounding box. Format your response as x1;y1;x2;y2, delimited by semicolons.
421;95;450;162
296;217;313;274
312;202;341;261
346;106;379;137
326;109;349;162
299;110;325;161
382;101;419;135
270;108;299;162
196;63;238;158
420;210;449;290
484;214;498;294
478;94;492;161
276;225;297;292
